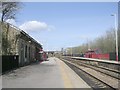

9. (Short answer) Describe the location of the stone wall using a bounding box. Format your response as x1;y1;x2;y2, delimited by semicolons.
2;22;42;66
2;23;20;55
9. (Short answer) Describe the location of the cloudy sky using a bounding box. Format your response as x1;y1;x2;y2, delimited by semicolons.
7;2;118;51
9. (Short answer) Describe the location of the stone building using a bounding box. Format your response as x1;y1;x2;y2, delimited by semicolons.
2;22;42;66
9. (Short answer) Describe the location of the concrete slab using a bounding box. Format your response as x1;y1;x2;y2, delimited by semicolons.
0;76;2;89
55;57;91;88
2;57;91;88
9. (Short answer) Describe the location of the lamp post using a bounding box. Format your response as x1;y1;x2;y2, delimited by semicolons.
111;14;118;61
71;47;72;56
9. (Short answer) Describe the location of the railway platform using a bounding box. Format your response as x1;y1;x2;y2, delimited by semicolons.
2;57;91;88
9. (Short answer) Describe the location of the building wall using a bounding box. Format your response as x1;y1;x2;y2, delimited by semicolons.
2;22;42;66
18;38;37;66
8;25;20;55
2;23;20;55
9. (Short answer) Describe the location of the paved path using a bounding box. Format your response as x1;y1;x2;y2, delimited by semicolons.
2;57;91;88
0;76;2;89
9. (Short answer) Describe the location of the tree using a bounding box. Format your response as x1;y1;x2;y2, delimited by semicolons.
1;2;21;55
1;2;20;22
66;28;116;54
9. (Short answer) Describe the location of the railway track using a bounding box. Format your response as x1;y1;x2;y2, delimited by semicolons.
70;59;120;80
62;59;119;90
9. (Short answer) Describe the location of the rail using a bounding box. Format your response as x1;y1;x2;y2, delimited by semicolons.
63;56;120;73
72;57;120;65
62;56;120;89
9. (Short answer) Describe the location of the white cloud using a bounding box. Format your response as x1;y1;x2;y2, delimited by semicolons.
6;19;17;26
19;21;54;32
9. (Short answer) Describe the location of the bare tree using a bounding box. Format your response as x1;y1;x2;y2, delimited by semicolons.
67;28;116;55
1;2;21;55
1;2;20;22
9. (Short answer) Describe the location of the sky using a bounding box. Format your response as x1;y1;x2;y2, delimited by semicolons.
7;2;118;51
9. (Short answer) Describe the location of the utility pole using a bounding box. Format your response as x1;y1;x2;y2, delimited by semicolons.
71;47;72;56
111;14;118;61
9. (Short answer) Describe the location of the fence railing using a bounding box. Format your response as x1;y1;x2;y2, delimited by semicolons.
1;55;19;74
62;56;120;72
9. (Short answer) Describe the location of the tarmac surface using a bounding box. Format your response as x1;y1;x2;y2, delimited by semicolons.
0;76;2;89
2;57;91;88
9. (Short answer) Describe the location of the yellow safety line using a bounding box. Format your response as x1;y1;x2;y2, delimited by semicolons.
58;60;73;88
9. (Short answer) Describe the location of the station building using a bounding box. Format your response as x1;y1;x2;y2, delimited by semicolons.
2;22;42;67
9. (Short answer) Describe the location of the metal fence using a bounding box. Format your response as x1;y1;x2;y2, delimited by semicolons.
2;55;19;74
109;52;120;61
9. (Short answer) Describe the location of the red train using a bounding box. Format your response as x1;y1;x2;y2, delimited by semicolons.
41;52;48;61
39;49;48;61
84;49;110;60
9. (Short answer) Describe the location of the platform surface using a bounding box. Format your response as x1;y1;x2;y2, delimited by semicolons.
2;57;91;88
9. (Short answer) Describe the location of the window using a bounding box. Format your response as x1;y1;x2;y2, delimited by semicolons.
25;45;27;58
